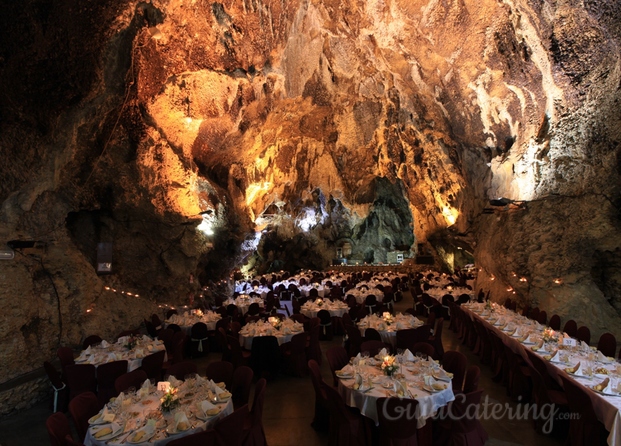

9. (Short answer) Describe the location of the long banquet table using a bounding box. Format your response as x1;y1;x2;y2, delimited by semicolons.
461;302;621;445
75;336;167;372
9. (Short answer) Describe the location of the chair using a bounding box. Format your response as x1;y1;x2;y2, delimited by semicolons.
167;323;182;333
441;351;467;392
230;366;254;409
376;397;420;446
462;365;481;394
428;317;444;360
242;378;268;446
323;382;372;446
151;313;163;328
317;309;334;341
345;324;364;357
56;347;75;374
205;361;234;388
69;391;100;442
115;369;148;394
82;335;102;349
188;322;210;357
537;310;547;325
548;314;561;330
360;340;389;357
576;326;591;345
250;336;282;380
214;405;250;445
43;361;69;413
139;350;165;382
411;342;435;359
281;332;308;376
559;374;608;445
395;325;431;352
597;332;616;358
167;429;217;446
46;412;73;446
167;332;187;365
96;360;128;406
306;324;322;365
228;334;252;369
166;309;179;319
364;294;378;314
432;390;488;446
144;319;158;338
158;328;175;355
164;361;198;381
308;359;330;432
64;364;97;401
563;319;578;338
326;346;350;387
502;342;532;402
363;327;382;342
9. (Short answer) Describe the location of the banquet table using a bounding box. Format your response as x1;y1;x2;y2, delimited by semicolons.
223;296;264;316
462;302;621;445
298;285;328;298
358;313;423;347
337;355;455;426
75;336;167;372
84;376;233;446
238;319;305;350
300;300;349;318
347;288;385;305
165;311;221;334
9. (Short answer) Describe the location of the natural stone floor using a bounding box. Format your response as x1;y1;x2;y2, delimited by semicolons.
0;295;565;446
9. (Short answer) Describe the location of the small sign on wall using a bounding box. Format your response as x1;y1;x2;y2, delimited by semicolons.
96;242;113;275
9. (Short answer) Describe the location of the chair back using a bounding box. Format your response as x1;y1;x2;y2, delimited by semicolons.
82;335;102;350
205;361;234;388
230;366;254;409
44;361;69;413
563;320;578;338
375;397;420;443
115;369;148;394
164;361;198;381
167;429;217;446
158;328;175;354
411;342;434;359
69;391;100;442
441;350;467;392
169;332;187;364
64;364;97;401
139;350;165;381
363;327;382;341
597;332;617;358
548;314;561;330
360;340;389;357
250;336;281;379
96;360;128;405
576;326;591;345
395;325;431;351
463;365;481;393
214;405;250;445
46;412;72;446
326;346;350;387
57;347;75;373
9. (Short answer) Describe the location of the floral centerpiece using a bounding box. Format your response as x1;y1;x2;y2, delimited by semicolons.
268;316;282;330
382;312;394;326
315;298;323;307
124;335;138;350
542;327;559;343
160;387;179;412
380;355;398;376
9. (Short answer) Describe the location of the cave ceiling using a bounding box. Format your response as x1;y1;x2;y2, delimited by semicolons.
1;0;621;371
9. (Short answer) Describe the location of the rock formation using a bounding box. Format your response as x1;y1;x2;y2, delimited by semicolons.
0;0;620;408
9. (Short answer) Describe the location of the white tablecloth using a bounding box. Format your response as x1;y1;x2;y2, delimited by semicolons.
238;320;304;350
75;336;167;372
300;301;348;318
165;311;221;333
338;360;454;426
84;377;233;446
358;313;423;347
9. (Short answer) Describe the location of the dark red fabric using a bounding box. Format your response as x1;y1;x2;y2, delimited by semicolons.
46;412;72;446
114;369;148;394
96;360;128;406
441;351;467;393
64;364;97;401
204;361;233;388
326;346;350;387
69;391;100;442
230;366;254;409
376;397;420;446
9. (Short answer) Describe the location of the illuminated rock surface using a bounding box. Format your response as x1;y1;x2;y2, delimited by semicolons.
0;0;620;382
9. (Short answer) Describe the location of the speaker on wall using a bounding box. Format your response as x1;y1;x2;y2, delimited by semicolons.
96;242;113;274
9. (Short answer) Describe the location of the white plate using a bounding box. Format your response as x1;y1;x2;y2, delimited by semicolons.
90;424;123;441
126;428;156;444
195;409;221;421
166;424;191;435
88;413;107;425
336;371;353;378
591;388;621;397
422;384;446;393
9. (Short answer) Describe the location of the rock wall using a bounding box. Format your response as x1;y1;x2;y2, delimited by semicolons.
0;0;620;410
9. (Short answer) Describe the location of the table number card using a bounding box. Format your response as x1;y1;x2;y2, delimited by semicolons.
157;381;171;392
562;338;577;347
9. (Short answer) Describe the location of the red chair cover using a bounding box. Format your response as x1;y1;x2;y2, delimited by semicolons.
164;361;197;381
433;390;488;446
82;335;102;350
215;405;250;445
44;361;69;413
597;332;616;358
548;314;561;331
139;350;165;382
441;350;467;392
205;361;233;388
376;397;420;446
395;326;432;352
576;326;591;345
411;342;435;359
326;346;349;387
281;332;308;376
323;382;372;446
46;412;72;446
559;374;608;445
360;340;390;357
563;320;578;338
230;365;254;409
462;365;480;394
167;429;217;446
69;391;100;442
308;359;330;432
96;360;128;406
114;369;148;394
64;364;97;401
56;347;75;374
243;378;268;446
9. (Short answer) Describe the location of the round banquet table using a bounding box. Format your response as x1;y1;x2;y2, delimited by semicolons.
75;337;167;372
84;376;233;446
300;301;348;319
165;311;221;334
347;288;385;304
238;320;304;350
357;313;423;348
337;360;455;426
223;296;264;316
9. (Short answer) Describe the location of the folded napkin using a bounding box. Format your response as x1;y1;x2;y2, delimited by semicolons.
101;340;110;348
135;348;144;358
87;355;96;364
168;376;181;387
338;364;355;376
93;422;120;439
548;350;561;362
593;377;612;393
352;353;362;365
129;420;155;443
107;352;117;362
138;379;151;397
142;334;151;342
565;362;582;375
102;405;115;423
174;411;190;431
581;341;589;350
200;400;219;417
531;339;545;352
393;379;408;397
85;346;92;353
353;374;365;390
423;375;447;391
402;349;415;362
377;348;388;358
597;351;613;363
395;322;404;330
